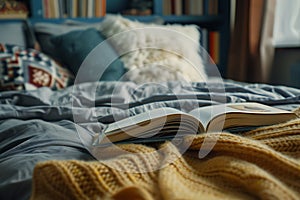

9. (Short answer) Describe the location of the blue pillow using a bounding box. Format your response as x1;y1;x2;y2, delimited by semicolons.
50;28;126;81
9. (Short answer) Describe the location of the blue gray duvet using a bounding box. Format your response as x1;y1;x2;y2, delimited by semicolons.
1;80;300;199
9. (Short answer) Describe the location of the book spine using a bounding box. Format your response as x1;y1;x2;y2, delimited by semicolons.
183;0;189;15
87;0;94;18
153;0;163;15
209;31;220;64
201;28;208;61
163;0;171;15
189;0;197;15
58;0;65;18
82;0;87;17
203;0;209;15
77;0;82;17
72;0;78;18
53;0;60;18
197;0;204;15
42;0;49;18
102;0;106;16
30;0;43;18
66;0;72;18
170;0;175;14
63;0;68;17
95;0;101;17
174;0;182;15
48;0;54;18
209;0;219;15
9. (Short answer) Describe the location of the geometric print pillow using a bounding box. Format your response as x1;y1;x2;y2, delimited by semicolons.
0;43;74;91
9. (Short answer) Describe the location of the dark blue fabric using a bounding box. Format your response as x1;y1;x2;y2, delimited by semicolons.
50;28;126;81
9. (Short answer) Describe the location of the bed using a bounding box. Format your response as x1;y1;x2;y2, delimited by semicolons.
1;15;300;200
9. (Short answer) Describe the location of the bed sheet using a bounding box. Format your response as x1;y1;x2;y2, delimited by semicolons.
1;80;300;199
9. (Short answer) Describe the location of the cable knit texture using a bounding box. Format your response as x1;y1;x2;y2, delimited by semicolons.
30;115;300;200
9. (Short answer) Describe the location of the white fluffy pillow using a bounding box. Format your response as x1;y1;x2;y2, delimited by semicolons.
99;15;207;83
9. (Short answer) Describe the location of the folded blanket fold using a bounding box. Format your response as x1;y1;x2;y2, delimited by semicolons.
30;118;300;200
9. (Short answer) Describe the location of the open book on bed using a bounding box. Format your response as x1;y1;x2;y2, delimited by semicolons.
96;102;297;144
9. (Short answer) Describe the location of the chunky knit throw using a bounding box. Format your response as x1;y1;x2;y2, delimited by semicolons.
30;117;300;200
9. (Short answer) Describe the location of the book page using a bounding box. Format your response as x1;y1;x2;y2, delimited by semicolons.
104;107;184;135
188;102;294;131
188;104;227;131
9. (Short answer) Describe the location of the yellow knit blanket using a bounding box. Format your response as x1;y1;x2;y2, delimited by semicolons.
30;117;300;200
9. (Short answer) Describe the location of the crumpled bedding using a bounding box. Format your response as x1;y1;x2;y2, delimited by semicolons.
1;80;300;199
31;121;300;200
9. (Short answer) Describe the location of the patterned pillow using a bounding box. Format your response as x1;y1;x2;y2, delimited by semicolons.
0;43;74;91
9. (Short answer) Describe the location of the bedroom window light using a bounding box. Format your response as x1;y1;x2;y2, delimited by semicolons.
272;0;300;47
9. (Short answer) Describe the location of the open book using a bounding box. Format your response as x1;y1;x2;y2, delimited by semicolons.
96;102;297;144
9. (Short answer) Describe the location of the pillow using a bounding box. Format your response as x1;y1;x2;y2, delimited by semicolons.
0;43;74;91
50;28;126;81
0;20;34;48
99;14;207;83
34;22;100;61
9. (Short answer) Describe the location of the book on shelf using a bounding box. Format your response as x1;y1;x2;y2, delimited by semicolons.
163;0;172;15
208;0;218;15
94;102;297;144
163;0;219;16
40;0;106;19
78;0;87;18
0;0;28;19
97;0;106;17
189;0;203;15
42;0;49;18
209;31;220;64
55;0;63;17
87;0;94;18
71;0;78;18
52;0;59;18
121;0;152;16
163;0;185;15
200;28;208;62
174;0;182;15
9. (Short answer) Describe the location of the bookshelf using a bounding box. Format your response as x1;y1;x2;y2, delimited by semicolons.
0;1;29;19
2;0;231;77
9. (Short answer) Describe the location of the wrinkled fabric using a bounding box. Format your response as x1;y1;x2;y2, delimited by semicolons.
1;80;300;199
